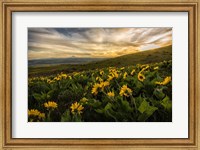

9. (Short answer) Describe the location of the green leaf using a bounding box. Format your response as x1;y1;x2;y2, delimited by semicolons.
61;110;71;122
104;103;112;111
138;106;158;121
138;99;149;114
135;95;144;108
33;93;42;101
153;88;165;100
161;96;172;111
72;114;82;122
47;90;54;97
105;109;118;121
95;109;104;114
88;99;102;108
121;99;132;112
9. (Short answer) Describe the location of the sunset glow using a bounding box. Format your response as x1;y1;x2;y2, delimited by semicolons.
28;28;172;60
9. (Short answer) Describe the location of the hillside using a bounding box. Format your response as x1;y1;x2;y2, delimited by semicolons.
87;45;172;68
28;45;172;77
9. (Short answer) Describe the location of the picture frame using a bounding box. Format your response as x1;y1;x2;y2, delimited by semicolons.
0;0;199;149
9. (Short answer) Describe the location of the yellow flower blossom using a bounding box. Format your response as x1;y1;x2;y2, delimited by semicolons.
107;75;114;81
28;109;40;116
123;72;128;79
47;79;54;84
131;69;135;75
141;65;149;72
108;72;119;80
91;83;100;95
120;67;125;70
100;70;104;76
119;85;132;97
112;72;119;78
38;113;45;119
40;77;46;81
61;73;67;79
99;81;110;90
138;72;145;82
44;101;58;109
92;81;110;95
103;81;110;87
54;76;60;81
28;109;45;120
154;66;159;70
140;64;146;68
107;91;115;97
70;102;84;114
155;76;171;85
96;77;103;82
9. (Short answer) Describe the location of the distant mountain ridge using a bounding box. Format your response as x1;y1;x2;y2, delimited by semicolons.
28;57;106;67
28;45;172;76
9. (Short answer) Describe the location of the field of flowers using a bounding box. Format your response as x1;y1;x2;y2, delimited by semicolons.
28;60;172;122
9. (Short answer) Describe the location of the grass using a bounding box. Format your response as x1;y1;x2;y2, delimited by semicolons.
28;45;172;77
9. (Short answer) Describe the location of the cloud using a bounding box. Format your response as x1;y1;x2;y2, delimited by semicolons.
28;28;172;60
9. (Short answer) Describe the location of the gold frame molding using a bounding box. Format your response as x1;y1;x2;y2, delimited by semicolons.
0;0;199;149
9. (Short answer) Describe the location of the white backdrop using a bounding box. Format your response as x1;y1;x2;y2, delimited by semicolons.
12;12;188;138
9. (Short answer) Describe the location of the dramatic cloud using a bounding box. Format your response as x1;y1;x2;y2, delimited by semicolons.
28;28;172;60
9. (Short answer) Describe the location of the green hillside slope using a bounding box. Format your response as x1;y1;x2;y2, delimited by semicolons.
29;45;172;77
88;45;172;68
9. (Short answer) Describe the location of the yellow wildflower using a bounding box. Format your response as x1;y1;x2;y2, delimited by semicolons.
40;77;46;81
38;113;45;119
100;70;104;76
92;81;110;95
28;109;40;116
140;64;146;68
70;102;84;114
120;67;125;70
61;73;67;79
96;77;103;82
155;76;171;85
54;76;60;81
112;72;119;78
47;79;54;84
103;81;110;87
154;66;159;70
138;72;145;82
28;109;45;120
99;81;109;90
141;65;149;72
107;91;115;97
107;75;114;81
109;69;119;79
131;69;135;75
119;85;132;97
123;72;128;79
91;83;100;95
44;101;58;109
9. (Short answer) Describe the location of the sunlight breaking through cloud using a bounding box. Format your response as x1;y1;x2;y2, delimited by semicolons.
28;28;172;60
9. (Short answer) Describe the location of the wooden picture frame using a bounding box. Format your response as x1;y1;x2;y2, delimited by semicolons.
0;0;199;149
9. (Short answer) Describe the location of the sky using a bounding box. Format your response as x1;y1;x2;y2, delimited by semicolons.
28;28;172;60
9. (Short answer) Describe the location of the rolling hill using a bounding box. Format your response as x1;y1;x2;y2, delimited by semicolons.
28;45;172;77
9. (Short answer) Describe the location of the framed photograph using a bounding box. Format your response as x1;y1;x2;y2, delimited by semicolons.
0;0;199;149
